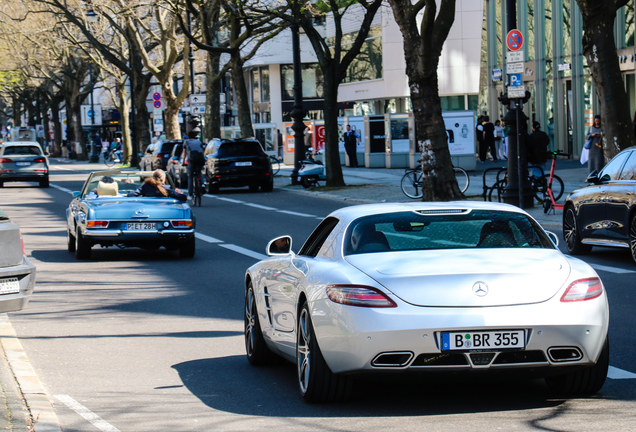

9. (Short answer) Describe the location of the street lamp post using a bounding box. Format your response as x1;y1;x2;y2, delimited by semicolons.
290;23;306;185
129;48;138;169
87;10;100;163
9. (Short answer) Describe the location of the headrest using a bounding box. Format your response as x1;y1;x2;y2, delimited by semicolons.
97;180;118;196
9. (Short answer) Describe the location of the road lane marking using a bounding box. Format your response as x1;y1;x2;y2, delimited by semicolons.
195;233;223;243
210;196;244;204
608;366;636;379
589;263;636;274
50;184;73;194
219;243;267;260
54;395;121;432
277;210;316;218
50;166;73;171
245;203;277;210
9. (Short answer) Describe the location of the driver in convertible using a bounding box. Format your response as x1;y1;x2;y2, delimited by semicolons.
127;169;187;201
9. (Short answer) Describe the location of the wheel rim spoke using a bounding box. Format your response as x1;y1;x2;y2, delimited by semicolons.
630;219;636;259
564;210;576;249
245;290;255;355
297;310;311;392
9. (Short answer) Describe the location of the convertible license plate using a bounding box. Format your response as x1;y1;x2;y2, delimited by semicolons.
16;162;30;166
235;161;252;166
442;330;525;350
0;278;20;295
126;222;156;231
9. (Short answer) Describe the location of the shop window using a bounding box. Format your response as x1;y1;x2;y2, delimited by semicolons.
281;64;324;100
441;96;465;111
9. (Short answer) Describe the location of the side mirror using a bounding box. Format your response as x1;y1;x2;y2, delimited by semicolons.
266;235;292;256
72;191;80;197
546;231;559;247
586;171;599;184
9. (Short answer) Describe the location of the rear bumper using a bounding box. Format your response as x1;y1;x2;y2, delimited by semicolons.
0;172;48;182
83;228;194;238
208;172;271;188
0;256;36;313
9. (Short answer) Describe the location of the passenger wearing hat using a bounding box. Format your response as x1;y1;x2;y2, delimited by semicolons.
529;120;550;177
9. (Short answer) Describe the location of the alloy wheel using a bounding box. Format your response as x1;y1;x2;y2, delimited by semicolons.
564;208;577;251
630;217;636;263
245;288;256;357
297;308;311;394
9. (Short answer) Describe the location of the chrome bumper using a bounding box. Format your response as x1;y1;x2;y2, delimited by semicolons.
84;229;195;237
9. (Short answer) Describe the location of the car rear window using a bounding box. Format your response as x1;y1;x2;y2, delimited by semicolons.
344;210;554;255
218;142;263;158
160;143;176;153
3;146;42;155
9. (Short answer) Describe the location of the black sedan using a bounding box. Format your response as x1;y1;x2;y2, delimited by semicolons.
564;146;636;262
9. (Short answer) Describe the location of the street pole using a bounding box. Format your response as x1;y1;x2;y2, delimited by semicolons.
187;11;195;137
89;62;100;162
129;47;139;169
290;23;305;185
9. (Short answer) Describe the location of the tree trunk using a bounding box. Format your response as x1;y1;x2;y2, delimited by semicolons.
163;79;182;141
323;68;345;187
231;54;253;138
576;0;636;159
51;97;63;157
204;51;221;141
41;102;50;150
12;98;20;126
131;49;152;153
118;84;132;163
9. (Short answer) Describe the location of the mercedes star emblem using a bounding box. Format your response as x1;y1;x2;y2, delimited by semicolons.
135;208;144;215
472;281;489;297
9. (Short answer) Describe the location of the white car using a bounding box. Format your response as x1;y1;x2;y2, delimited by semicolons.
244;202;609;402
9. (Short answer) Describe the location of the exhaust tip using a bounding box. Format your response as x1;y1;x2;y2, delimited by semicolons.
548;347;583;362
371;351;414;368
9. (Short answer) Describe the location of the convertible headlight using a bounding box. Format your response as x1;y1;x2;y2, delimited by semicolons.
560;277;603;302
326;285;397;308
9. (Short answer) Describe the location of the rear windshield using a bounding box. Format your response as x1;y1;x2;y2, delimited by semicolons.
218;141;263;158
345;210;554;255
159;143;177;154
3;146;42;155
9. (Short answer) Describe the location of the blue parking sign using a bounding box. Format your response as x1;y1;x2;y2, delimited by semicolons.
509;73;522;87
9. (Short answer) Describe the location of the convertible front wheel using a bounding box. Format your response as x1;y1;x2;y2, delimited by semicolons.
297;301;351;403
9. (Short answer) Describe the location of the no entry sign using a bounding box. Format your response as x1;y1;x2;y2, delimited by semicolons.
506;30;524;51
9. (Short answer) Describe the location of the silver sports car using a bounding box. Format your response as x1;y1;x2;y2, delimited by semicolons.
244;202;609;402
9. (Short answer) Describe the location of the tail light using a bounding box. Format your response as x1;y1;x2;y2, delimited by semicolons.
326;285;397;308
86;221;109;228
157;154;164;159
0;158;13;163
560;278;603;302
184;160;189;166
20;234;25;255
33;157;46;163
171;220;193;228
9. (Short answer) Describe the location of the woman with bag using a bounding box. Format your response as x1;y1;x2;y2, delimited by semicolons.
586;115;604;174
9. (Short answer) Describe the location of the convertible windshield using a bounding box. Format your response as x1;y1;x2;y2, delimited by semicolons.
82;173;175;198
345;210;554;255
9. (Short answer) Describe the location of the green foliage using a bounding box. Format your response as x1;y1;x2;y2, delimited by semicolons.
0;72;23;92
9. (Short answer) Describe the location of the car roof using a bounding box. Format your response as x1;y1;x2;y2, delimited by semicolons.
328;201;531;224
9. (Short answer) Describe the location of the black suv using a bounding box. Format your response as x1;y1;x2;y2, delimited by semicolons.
204;138;273;193
141;140;182;171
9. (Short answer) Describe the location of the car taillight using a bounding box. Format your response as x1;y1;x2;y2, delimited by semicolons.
0;158;12;163
86;221;109;228
184;160;189;166
20;234;25;255
157;154;164;158
560;278;603;302
171;220;193;227
326;285;397;308
33;157;46;163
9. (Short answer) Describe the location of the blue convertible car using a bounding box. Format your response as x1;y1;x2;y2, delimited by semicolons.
66;170;196;259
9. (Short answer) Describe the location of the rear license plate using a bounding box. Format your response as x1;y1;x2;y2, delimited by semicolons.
235;161;252;167
0;278;20;295
126;222;156;231
442;330;525;350
16;162;30;166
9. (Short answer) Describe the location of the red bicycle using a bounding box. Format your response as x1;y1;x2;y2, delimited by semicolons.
543;150;569;214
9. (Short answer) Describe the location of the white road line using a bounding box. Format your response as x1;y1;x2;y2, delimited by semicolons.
50;166;73;171
54;395;121;432
245;203;277;210
608;366;636;379
589;263;636;274
50;184;73;194
213;196;244;204
277;210;317;218
195;232;223;243
219;243;267;260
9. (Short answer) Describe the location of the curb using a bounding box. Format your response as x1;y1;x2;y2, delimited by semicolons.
0;315;62;432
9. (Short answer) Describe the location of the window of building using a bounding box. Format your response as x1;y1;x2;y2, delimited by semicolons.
441;96;465;111
251;69;260;104
261;68;270;102
468;95;479;111
281;64;324;100
328;25;383;84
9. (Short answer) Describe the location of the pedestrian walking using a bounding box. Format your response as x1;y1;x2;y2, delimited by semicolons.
482;116;497;162
343;124;359;167
476;116;485;161
494;120;505;161
586;115;604;174
529;121;550;177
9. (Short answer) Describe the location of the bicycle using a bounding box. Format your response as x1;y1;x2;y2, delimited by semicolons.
193;171;203;207
103;149;119;167
487;165;564;204
269;155;281;175
401;165;469;199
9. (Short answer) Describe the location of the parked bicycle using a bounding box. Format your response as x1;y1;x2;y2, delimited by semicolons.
401;165;469;199
270;155;281;175
487;165;564;204
103;149;119;168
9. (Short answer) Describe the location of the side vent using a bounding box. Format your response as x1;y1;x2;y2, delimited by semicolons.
263;287;273;326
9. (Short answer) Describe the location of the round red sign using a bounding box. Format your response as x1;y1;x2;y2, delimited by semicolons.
506;30;523;51
152;92;161;101
153;100;162;109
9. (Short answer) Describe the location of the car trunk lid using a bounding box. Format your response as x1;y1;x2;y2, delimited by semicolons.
85;199;187;220
0;219;23;267
346;249;570;307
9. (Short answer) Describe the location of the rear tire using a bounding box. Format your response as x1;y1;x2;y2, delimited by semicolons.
297;301;352;403
300;176;314;189
67;229;76;253
75;227;91;260
40;177;49;188
245;283;280;365
0;180;4;188
545;337;609;395
563;206;592;255
179;236;196;258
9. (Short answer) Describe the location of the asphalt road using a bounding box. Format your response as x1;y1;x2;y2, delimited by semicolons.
0;161;635;432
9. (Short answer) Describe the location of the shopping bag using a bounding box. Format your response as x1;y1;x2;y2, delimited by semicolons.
584;138;592;150
580;146;589;164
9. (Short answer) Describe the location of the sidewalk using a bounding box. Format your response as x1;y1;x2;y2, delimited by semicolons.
276;158;590;229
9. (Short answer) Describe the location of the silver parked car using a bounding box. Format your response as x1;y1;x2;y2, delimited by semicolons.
0;142;49;188
244;202;609;402
0;208;36;312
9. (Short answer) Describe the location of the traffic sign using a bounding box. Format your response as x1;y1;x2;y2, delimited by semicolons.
152;92;161;101
506;29;524;51
189;94;206;106
506;62;524;74
506;51;524;63
153;100;162;109
509;73;523;87
508;86;526;98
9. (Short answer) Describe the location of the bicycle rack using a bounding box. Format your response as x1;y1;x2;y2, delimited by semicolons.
482;167;507;201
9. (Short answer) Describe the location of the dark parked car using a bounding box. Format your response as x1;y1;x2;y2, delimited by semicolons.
141;140;181;171
166;142;188;188
204;138;273;193
564;146;636;262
